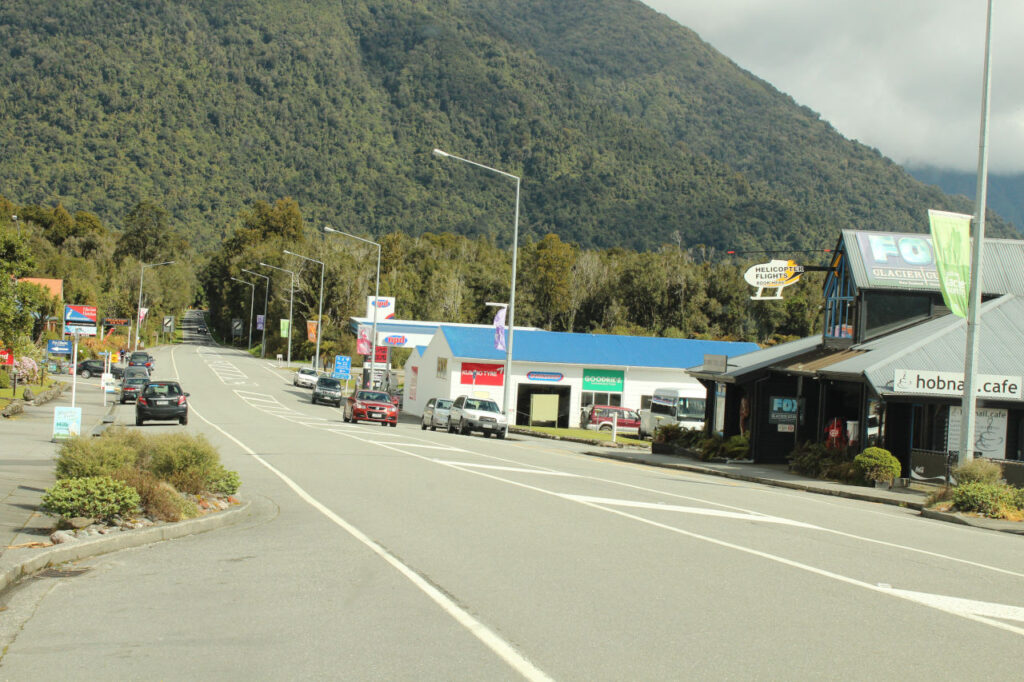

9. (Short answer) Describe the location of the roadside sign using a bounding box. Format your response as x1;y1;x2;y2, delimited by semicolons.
162;316;175;333
52;407;82;441
0;349;12;366
47;339;73;355
101;372;118;394
332;355;351;380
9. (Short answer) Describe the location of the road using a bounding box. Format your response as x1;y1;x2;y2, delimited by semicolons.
2;322;1023;680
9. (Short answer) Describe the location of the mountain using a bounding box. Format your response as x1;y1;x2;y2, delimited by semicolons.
907;167;1024;234
0;0;1015;252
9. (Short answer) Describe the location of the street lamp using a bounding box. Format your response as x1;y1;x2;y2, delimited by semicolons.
11;214;18;236
432;148;521;430
230;277;255;352
135;260;174;351
323;226;381;388
283;249;325;371
259;262;296;364
241;268;270;358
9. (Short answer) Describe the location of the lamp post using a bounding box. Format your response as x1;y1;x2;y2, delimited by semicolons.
433;148;520;430
259;262;296;364
283;249;325;370
323;226;381;388
11;214;18;236
230;277;255;352
135;260;174;351
241;268;270;358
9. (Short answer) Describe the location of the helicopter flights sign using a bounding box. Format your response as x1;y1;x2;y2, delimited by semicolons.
744;260;804;300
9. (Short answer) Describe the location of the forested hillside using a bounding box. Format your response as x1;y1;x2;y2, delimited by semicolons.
0;0;1013;252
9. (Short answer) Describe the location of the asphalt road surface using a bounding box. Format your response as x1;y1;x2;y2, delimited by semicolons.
2;321;1023;680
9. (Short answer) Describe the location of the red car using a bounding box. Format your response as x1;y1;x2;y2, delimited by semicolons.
344;390;398;427
582;405;640;432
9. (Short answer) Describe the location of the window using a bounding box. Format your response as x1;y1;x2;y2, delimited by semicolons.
581;392;621;408
436;357;448;379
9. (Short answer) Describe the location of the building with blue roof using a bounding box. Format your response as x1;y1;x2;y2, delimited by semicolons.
404;326;758;428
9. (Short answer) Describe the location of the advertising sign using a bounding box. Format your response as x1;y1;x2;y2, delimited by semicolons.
928;210;972;318
893;369;1022;400
373;345;390;364
409;366;418;401
526;371;564;382
332;355;352;380
365;296;397;320
356;325;371;354
103;318;129;328
52;406;82;441
0;349;12;366
380;335;408;346
280;319;290;338
768;396;805;425
948;406;1007;458
743;260;804;300
101;372;118;394
306;320;318;342
855;231;941;290
460;362;504;386
256;314;265;331
64;304;98;337
46;339;73;356
582;368;624;392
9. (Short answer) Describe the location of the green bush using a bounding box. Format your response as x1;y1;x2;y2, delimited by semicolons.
788;441;834;478
55;436;139;479
0;370;10;389
41;476;141;521
952;482;1019;518
699;434;726;461
722;434;750;460
142;433;222;487
209;469;242;496
653;423;683;444
113;467;198;522
953;458;1002;485
854;447;901;483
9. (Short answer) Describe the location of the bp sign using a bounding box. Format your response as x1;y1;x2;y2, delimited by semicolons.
583;369;624;392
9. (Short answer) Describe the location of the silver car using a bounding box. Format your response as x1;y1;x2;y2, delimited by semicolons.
420;398;453;431
293;367;320;388
448;395;508;438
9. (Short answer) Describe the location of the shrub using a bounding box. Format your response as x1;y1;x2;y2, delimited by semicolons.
653;423;683;444
0;371;10;390
142;433;222;486
854;447;901;483
113;467;198;522
788;441;833;478
55;436;139;479
722;434;750;460
953;458;1002;486
41;476;141;521
699;434;726;461
952;482;1019;518
208;468;241;496
823;460;860;484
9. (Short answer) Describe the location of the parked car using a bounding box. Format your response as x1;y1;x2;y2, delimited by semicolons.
293;367;320;388
448;395;507;438
128;351;154;371
420;398;452;431
344;390;398;426
312;377;343;407
582;405;641;432
77;359;124;380
119;376;149;404
135;380;189;425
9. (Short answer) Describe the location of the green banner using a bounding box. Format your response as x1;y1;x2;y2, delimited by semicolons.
583;368;624;392
928;209;972;318
280;319;290;337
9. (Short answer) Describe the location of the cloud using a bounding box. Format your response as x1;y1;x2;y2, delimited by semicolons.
643;1;1024;172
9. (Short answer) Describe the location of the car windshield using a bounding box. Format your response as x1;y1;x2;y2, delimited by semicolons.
127;378;148;386
465;399;500;412
130;352;148;361
144;383;181;397
299;368;317;375
318;379;340;389
358;391;390;402
436;400;452;409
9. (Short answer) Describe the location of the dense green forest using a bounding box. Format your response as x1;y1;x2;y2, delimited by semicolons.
0;199;822;367
0;0;1014;254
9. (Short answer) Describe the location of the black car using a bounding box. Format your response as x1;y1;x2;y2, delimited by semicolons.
77;359;124;380
136;380;189;425
128;351;154;370
312;377;343;407
119;376;149;404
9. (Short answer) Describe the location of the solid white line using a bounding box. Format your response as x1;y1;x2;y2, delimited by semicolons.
883;587;1024;624
434;461;579;476
562;495;817;527
173;350;552;680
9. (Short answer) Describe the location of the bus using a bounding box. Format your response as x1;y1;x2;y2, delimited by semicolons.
638;386;707;439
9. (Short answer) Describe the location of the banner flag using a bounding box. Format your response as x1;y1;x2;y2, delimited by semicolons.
928;209;972;318
306;320;318;342
138;307;149;324
280;319;290;338
356;325;371;355
493;306;507;351
256;314;265;331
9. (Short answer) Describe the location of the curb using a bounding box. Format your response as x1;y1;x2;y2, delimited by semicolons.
508;427;643;450
582;450;926;511
920;508;1024;534
0;500;253;596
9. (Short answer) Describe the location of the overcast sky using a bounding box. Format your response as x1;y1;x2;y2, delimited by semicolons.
642;1;1024;174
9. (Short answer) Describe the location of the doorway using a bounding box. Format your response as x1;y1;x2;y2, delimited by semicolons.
516;385;571;428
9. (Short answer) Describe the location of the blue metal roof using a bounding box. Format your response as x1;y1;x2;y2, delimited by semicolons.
440;327;759;369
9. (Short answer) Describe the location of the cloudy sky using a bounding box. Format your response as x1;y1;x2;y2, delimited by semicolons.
642;1;1024;174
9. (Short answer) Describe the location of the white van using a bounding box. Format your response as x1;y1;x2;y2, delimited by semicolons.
638;386;707;439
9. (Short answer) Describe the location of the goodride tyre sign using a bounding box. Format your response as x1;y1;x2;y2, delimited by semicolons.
583;368;624;392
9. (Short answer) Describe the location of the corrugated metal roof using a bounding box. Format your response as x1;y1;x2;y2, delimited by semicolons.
841;230;1024;295
440;326;760;369
820;294;1024;395
779;349;865;376
688;336;820;382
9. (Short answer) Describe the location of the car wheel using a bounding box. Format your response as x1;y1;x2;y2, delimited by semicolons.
430;424;437;432
380;421;387;427
483;431;492;438
497;430;507;440
599;423;612;431
460;419;470;435
81;369;92;379
421;419;427;430
180;413;188;425
136;416;143;426
312;395;317;404
390;422;397;428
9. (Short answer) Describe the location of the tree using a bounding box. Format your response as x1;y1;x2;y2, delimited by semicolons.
116;202;174;263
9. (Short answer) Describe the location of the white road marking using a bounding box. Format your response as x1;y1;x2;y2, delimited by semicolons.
434;461;580;476
880;588;1024;626
562;495;818;527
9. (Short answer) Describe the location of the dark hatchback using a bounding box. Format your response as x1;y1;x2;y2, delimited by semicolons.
77;359;124;379
128;351;154;370
119;376;149;404
136;380;189;425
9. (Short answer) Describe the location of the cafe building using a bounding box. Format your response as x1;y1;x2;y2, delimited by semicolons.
688;230;1024;483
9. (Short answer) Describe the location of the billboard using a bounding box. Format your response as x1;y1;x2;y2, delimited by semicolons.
460;362;503;386
365;296;396;320
583;368;624;392
64;304;98;337
854;231;941;290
